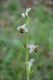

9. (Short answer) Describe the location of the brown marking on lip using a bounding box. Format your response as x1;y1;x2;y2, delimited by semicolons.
20;29;24;33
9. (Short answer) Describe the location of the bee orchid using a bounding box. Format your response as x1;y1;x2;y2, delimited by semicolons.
27;44;39;53
17;24;28;33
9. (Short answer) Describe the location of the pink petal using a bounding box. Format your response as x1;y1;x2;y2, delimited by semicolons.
29;58;34;63
29;48;33;53
28;44;35;49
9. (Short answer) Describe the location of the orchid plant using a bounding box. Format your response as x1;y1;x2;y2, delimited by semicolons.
17;7;39;80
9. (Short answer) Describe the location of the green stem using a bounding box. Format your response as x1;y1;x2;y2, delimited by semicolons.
26;32;29;80
26;15;29;80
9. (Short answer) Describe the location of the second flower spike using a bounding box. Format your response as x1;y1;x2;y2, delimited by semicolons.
17;24;28;33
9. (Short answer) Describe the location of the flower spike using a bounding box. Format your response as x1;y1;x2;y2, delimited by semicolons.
22;7;31;18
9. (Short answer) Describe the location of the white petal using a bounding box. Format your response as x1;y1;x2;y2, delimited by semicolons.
21;13;25;18
22;24;26;28
22;24;28;32
17;26;20;30
24;27;28;32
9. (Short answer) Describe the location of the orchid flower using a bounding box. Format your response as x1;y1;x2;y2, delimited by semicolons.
17;24;28;33
25;58;34;72
27;44;39;53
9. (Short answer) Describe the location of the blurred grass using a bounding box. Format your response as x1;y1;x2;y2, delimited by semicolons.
0;0;53;80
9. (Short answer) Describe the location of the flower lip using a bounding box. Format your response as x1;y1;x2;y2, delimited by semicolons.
20;28;24;33
34;47;38;52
